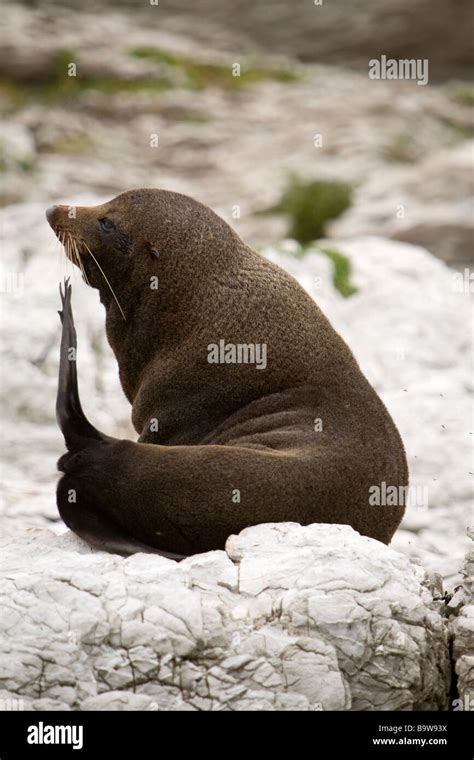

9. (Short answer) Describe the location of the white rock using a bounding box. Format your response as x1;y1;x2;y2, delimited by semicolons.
0;122;36;171
332;142;474;267
450;529;474;711
0;523;450;711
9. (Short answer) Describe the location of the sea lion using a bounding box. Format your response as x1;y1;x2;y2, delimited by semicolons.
47;189;408;558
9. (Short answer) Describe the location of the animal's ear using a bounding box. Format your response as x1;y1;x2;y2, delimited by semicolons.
144;241;160;260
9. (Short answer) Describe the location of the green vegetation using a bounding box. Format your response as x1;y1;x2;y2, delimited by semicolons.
257;176;352;245
0;75;171;107
441;117;472;139
382;134;416;163
49;47;78;92
16;158;36;172
178;111;212;124
256;177;356;297
318;246;358;298
0;80;29;112
42;48;172;101
52;133;97;155
129;46;300;90
0;46;300;110
450;85;474;108
0;152;36;173
0;48;175;108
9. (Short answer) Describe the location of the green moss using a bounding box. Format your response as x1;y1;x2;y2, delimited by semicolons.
51;48;77;84
53;133;97;155
255;178;355;296
129;46;300;90
130;47;178;66
36;48;81;100
0;47;174;105
442;117;472;139
318;247;358;298
10;75;173;103
178;111;212;123
16;158;36;172
257;176;352;245
382;134;416;163
1;46;299;109
450;85;474;107
44;49;173;100
81;77;171;94
0;80;29;113
0;153;36;173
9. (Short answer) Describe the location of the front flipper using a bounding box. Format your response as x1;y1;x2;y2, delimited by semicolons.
55;279;186;560
56;278;112;451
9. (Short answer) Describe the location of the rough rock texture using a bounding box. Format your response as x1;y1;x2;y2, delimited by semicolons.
449;529;474;711
0;523;451;711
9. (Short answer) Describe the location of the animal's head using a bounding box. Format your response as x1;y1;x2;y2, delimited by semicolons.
46;188;236;320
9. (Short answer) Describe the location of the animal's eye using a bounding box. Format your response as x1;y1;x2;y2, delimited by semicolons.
99;217;114;232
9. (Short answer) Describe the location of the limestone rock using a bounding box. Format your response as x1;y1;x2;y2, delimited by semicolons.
0;523;451;710
450;529;474;711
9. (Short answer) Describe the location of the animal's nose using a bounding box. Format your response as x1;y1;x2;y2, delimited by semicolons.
46;205;57;226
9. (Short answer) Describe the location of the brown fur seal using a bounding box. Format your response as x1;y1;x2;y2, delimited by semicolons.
46;189;408;558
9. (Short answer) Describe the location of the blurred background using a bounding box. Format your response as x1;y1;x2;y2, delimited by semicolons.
0;0;472;586
1;0;473;263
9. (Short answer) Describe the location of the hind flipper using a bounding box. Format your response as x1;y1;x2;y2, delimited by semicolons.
57;475;185;558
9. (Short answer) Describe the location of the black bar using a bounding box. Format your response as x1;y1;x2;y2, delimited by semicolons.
0;710;471;757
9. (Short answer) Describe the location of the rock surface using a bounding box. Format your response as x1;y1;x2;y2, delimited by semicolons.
0;522;451;711
449;529;474;711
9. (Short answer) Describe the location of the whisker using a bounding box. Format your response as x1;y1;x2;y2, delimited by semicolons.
71;237;90;286
64;233;74;277
69;235;79;270
82;240;126;320
59;232;70;276
77;254;90;286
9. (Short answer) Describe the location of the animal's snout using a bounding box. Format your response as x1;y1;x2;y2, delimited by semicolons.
46;205;70;229
46;205;57;227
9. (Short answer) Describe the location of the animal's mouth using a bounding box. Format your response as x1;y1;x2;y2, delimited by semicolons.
56;228;92;284
46;206;94;282
46;205;126;320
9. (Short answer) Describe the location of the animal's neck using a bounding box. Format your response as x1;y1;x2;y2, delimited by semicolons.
102;275;208;405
